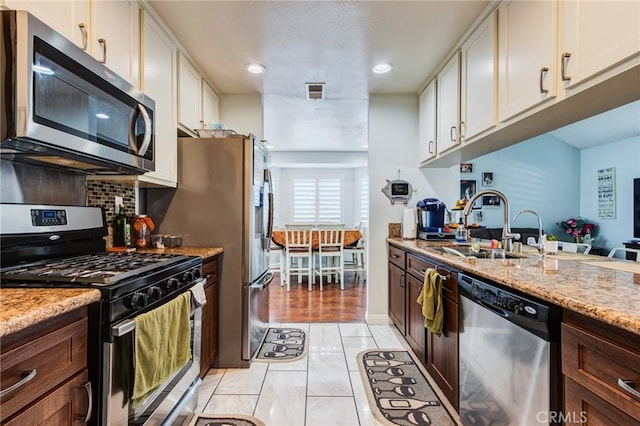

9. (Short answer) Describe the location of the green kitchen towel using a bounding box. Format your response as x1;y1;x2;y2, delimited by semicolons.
417;268;443;335
132;291;191;403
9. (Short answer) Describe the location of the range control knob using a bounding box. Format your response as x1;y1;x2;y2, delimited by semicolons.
129;292;149;309
193;268;202;280
146;286;162;302
166;278;180;292
183;270;194;283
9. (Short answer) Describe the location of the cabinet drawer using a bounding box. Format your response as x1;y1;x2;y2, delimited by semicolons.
565;377;640;426
3;370;91;426
388;245;405;268
1;316;88;421
562;322;640;419
406;253;458;301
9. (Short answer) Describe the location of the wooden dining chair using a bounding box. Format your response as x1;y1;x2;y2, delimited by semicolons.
283;224;314;291
313;224;345;290
344;222;366;280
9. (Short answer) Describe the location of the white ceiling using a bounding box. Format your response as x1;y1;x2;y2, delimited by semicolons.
148;0;490;151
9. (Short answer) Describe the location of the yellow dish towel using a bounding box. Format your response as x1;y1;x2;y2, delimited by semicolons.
132;291;191;402
416;268;444;336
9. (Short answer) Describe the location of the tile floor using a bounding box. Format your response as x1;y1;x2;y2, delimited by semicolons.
195;322;461;426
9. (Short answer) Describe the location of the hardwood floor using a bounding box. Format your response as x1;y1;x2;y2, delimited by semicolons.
269;271;367;323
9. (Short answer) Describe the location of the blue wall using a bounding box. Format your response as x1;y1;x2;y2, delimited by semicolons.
462;135;581;238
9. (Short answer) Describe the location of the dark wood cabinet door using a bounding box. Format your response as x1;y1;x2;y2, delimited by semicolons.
426;294;459;412
406;273;426;363
388;262;406;335
200;256;220;378
4;370;91;426
565;377;640;426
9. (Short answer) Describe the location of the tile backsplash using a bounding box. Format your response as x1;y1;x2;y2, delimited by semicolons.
86;181;136;247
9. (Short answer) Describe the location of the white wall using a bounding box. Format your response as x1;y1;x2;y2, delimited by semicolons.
219;94;264;139
368;94;437;324
580;136;640;250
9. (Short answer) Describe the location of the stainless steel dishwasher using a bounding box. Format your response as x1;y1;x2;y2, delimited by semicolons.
458;273;561;425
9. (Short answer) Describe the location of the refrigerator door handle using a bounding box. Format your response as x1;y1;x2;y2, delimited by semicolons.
263;272;274;289
265;169;274;240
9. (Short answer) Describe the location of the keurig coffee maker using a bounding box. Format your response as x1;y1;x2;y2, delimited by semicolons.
416;198;453;240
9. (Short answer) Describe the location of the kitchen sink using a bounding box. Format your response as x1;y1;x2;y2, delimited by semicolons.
430;246;523;259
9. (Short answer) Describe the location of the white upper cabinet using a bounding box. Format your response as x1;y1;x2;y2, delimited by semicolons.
140;10;177;187
419;79;437;163
4;0;140;86
436;51;461;154
461;11;497;142
498;0;557;122
91;0;140;87
4;0;89;48
177;52;202;134
559;0;640;90
201;80;220;127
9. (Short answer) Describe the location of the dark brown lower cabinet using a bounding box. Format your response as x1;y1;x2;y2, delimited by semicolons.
200;254;221;378
406;273;426;362
562;311;640;424
387;244;459;412
388;262;406;335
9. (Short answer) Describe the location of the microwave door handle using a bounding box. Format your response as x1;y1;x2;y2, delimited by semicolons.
137;104;152;156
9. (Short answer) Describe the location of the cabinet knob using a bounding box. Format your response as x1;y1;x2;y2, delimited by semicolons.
78;23;88;50
428;140;434;154
98;38;107;64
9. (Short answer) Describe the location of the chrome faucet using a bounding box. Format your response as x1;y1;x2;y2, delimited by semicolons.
513;209;545;253
462;190;520;252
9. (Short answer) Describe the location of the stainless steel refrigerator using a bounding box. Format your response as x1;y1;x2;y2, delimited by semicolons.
147;134;273;368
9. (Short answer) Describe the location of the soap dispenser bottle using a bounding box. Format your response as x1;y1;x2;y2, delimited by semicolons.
455;219;467;243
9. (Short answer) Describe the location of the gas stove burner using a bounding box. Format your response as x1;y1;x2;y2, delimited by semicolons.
1;251;193;285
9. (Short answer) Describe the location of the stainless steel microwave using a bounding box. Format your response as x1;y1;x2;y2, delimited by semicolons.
0;10;155;175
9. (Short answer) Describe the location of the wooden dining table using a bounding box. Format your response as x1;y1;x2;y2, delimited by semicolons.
271;229;362;250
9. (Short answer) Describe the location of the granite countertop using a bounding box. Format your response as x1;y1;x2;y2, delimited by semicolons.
138;246;223;259
387;238;640;335
0;288;101;338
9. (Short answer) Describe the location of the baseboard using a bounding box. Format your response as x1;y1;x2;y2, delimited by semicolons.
365;314;392;325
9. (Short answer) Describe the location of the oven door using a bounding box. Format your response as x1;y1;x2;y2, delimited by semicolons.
103;281;204;426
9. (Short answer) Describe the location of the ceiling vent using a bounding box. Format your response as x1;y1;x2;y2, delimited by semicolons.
306;82;325;100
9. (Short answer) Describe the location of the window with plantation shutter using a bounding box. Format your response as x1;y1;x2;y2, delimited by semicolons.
359;176;369;225
291;176;343;224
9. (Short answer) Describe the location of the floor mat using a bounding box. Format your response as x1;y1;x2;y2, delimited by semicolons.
358;349;456;426
187;414;265;426
253;327;308;362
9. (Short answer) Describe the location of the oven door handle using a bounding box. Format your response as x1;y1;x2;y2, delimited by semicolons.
112;318;136;338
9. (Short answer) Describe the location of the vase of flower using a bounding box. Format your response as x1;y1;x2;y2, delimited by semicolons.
557;217;597;244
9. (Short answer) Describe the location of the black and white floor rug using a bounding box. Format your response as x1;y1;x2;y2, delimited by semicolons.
358;350;457;426
188;414;265;426
253;327;308;362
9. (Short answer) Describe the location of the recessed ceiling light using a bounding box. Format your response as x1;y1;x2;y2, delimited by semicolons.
361;144;368;148
372;63;392;74
96;113;110;119
246;63;266;74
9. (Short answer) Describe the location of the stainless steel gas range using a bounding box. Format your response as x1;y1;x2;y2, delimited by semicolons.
0;203;204;425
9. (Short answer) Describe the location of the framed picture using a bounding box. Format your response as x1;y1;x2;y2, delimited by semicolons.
460;180;480;208
482;195;501;207
460;163;473;173
474;211;483;222
482;172;494;187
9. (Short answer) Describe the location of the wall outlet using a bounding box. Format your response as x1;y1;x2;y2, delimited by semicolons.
115;196;123;213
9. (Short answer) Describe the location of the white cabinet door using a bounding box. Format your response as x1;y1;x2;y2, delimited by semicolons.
437;51;461;154
4;0;89;49
419;79;437;163
141;11;177;187
560;0;640;89
92;0;140;87
178;52;202;133
461;11;497;141
498;0;557;121
201;80;220;127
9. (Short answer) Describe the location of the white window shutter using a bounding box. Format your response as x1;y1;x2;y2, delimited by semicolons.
292;178;316;223
318;178;342;223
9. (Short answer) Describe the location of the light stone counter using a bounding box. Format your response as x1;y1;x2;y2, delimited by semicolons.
388;238;640;335
0;288;101;337
138;246;223;259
